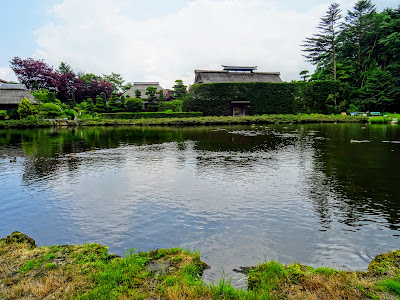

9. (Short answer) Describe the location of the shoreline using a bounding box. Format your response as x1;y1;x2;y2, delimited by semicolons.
0;114;374;129
1;231;399;299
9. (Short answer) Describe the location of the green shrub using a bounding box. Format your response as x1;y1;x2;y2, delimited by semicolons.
94;95;107;113
31;89;56;103
64;109;78;120
18;98;39;119
39;103;63;118
107;92;121;112
369;116;391;124
0;110;9;120
159;100;183;112
99;112;203;119
125;98;144;112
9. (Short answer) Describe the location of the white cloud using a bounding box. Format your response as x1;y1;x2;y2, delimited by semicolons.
34;0;332;88
0;66;17;82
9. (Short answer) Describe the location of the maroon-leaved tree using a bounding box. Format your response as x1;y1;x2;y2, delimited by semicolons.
10;57;113;102
83;79;113;100
10;57;58;91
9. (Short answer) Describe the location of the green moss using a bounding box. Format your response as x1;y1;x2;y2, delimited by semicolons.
313;266;340;276
46;262;56;270
20;259;41;274
377;278;400;295
2;232;400;300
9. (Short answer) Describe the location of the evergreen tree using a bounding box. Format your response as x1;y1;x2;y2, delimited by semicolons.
300;70;311;81
107;92;121;112
145;86;157;103
99;92;107;103
302;3;342;80
58;62;73;75
172;80;188;99
135;89;141;99
86;98;94;114
118;95;126;111
94;94;107;113
339;0;377;88
158;90;165;101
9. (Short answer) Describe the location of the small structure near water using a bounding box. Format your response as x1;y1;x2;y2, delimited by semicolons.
194;66;282;116
123;82;164;99
0;82;36;110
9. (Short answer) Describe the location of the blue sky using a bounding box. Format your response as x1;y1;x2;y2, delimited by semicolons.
1;0;399;88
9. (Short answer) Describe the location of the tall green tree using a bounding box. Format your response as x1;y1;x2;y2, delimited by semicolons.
145;86;157;103
172;80;188;99
302;3;342;80
339;0;377;88
57;62;73;75
121;82;133;93
107;92;120;112
103;73;125;93
299;70;311;81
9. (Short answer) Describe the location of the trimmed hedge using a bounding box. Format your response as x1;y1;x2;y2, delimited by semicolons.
158;100;183;112
99;112;203;119
183;81;349;116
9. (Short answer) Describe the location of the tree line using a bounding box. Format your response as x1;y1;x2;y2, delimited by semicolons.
301;0;400;112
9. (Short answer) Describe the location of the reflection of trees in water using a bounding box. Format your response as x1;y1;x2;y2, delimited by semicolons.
5;124;400;231
22;156;81;183
304;124;400;230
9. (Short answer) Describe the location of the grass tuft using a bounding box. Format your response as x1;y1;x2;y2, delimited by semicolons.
1;232;400;299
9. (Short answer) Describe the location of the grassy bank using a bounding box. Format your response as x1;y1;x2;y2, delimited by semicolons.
79;114;370;127
1;114;398;128
0;119;52;128
1;232;400;299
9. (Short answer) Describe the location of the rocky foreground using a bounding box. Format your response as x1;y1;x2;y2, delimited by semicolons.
0;231;399;299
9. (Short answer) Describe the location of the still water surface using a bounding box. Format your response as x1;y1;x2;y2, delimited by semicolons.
0;124;399;287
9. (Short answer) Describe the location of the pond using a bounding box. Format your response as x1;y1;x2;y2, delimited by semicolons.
1;123;399;287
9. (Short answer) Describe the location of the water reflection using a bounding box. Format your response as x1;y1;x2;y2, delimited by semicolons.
0;124;399;287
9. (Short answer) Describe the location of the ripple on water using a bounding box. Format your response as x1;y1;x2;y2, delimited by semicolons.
1;124;400;287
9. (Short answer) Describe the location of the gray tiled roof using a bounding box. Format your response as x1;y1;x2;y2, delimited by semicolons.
123;82;164;99
0;84;36;105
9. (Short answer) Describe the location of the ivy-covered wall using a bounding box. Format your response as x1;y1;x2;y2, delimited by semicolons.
183;81;348;115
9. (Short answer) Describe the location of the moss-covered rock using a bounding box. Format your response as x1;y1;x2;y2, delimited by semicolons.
368;250;400;277
0;231;36;248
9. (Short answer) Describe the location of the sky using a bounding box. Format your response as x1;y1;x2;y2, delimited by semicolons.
0;0;398;89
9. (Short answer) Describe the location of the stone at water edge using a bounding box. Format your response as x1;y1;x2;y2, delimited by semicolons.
0;231;36;248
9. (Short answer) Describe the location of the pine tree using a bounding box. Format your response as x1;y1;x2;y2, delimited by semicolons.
301;3;342;80
172;80;188;99
94;95;107;113
107;92;120;112
86;98;94;114
339;0;377;88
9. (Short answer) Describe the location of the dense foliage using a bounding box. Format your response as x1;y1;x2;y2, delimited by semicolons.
39;103;64;118
99;112;203;119
172;79;188;99
302;0;400;112
125;98;144;112
184;81;346;115
158;99;183;112
0;110;9;120
17;98;38;119
10;58;124;102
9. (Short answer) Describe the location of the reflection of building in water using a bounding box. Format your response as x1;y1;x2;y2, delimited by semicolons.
194;66;282;116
